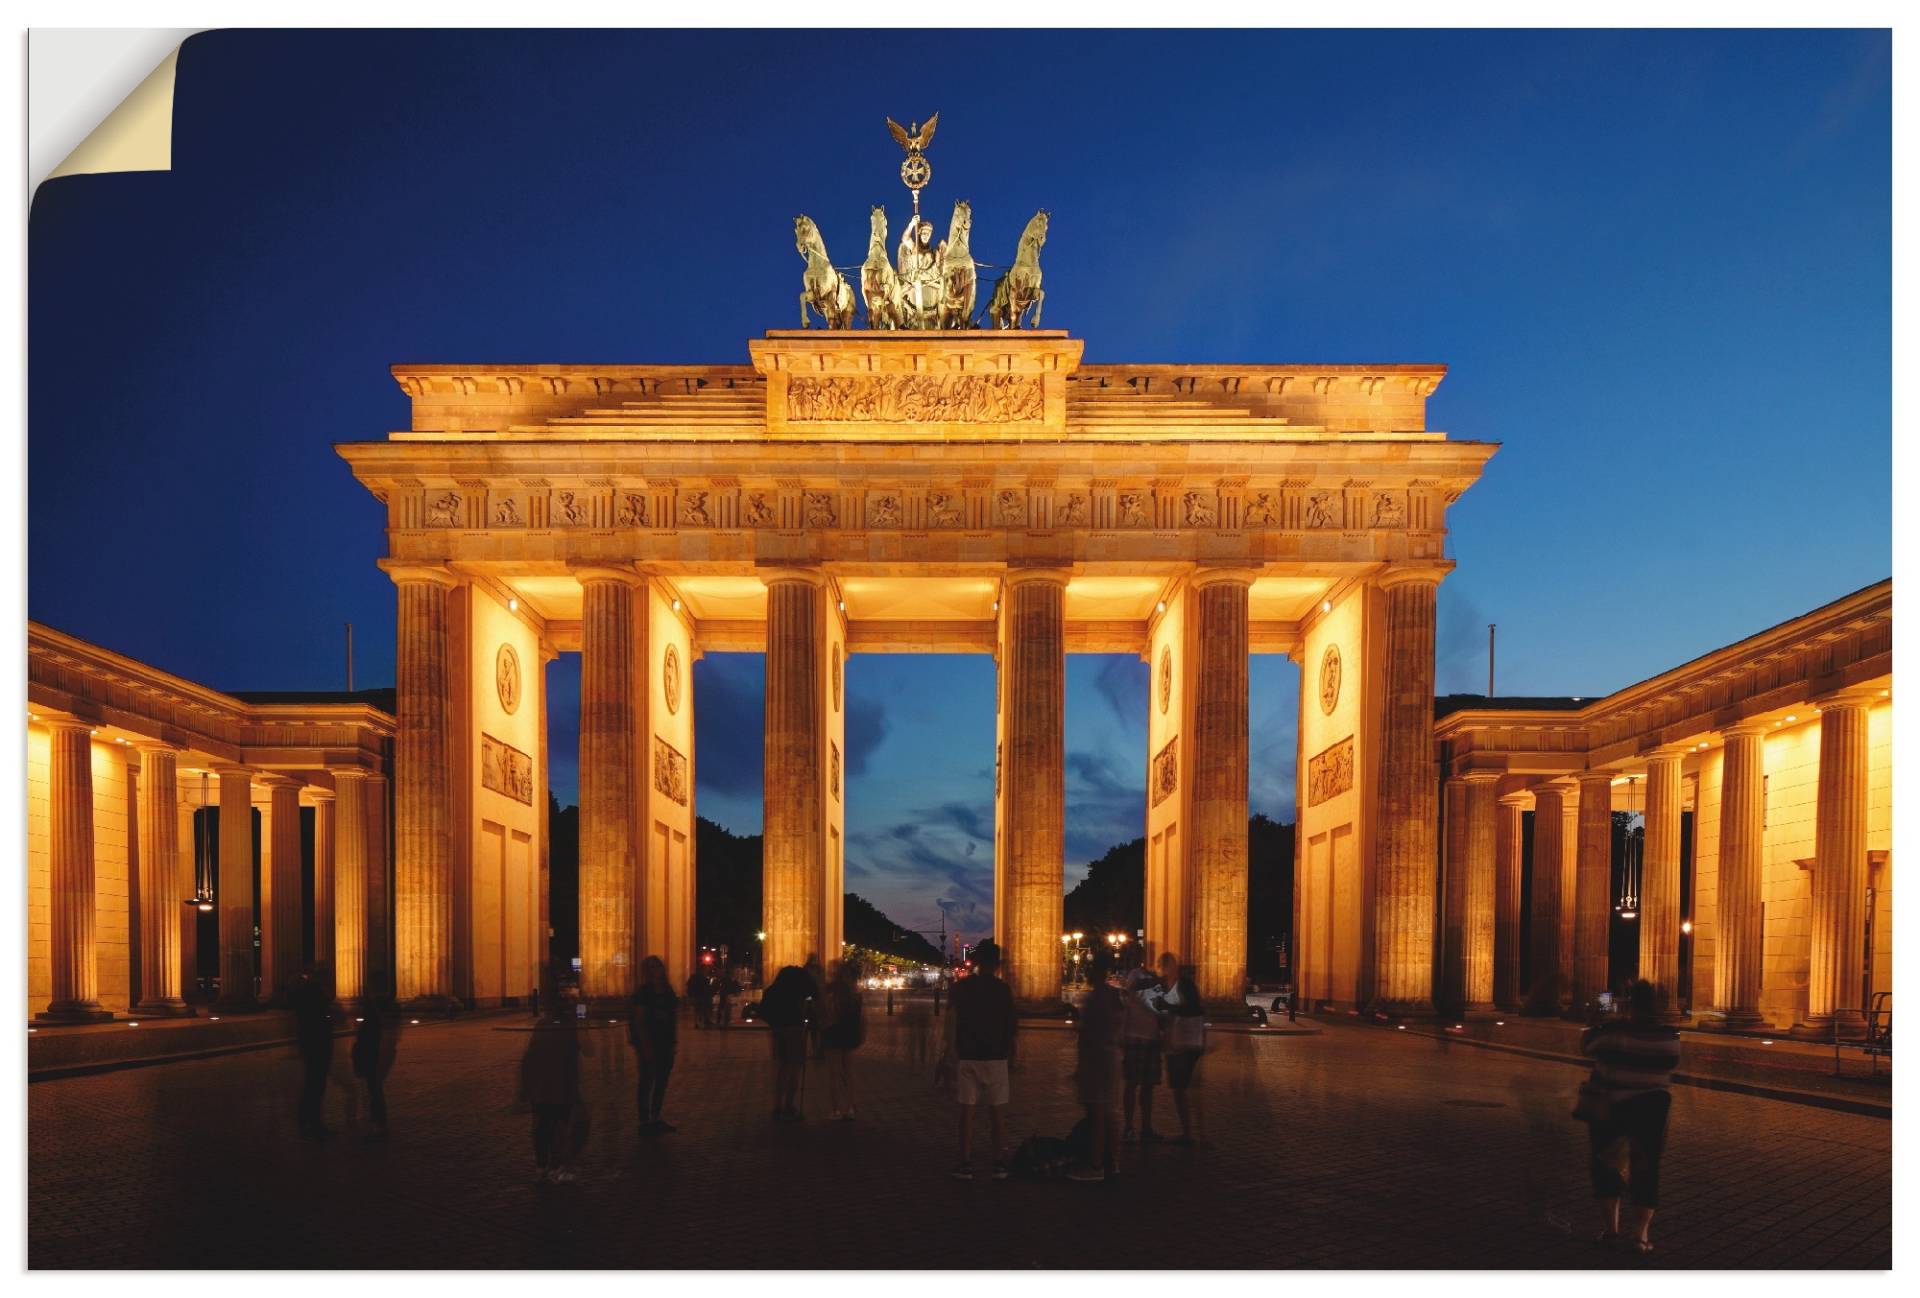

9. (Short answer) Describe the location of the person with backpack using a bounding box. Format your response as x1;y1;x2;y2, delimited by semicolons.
1120;967;1164;1142
628;954;680;1133
1069;947;1124;1181
1576;978;1681;1253
821;959;866;1121
350;997;399;1142
1156;961;1206;1146
518;971;594;1183
760;964;817;1121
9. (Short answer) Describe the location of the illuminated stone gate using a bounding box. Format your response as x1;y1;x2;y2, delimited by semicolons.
339;331;1494;1009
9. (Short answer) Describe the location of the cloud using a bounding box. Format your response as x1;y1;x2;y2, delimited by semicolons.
1064;748;1145;866
843;688;888;777
692;654;764;797
1092;655;1149;729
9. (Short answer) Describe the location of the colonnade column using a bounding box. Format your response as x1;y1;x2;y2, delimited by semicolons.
1801;689;1875;1038
331;769;370;1003
1372;563;1445;1010
262;776;304;1001
1569;772;1614;1014
1189;567;1252;1009
578;565;645;1006
1526;781;1571;1011
387;563;458;1007
1440;777;1469;1012
311;789;336;976
364;773;390;997
1639;748;1686;1020
39;720;110;1022
1000;567;1067;1009
134;743;190;1015
212;764;258;1010
1713;723;1768;1029
1493;791;1528;1011
1460;773;1499;1011
762;568;826;978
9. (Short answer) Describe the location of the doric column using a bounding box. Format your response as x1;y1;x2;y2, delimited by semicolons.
261;776;304;1002
387;563;458;1007
331;769;370;1003
134;743;190;1015
1461;774;1499;1011
363;772;390;997
1372;563;1445;1010
1494;791;1528;1010
39;720;111;1022
1190;568;1252;1008
1714;723;1768;1028
1569;772;1615;1014
311;789;336;975
1000;566;1068;1008
1440;777;1469;1012
212;764;258;1010
762;568;826;978
1526;781;1571;1011
1802;690;1875;1038
1639;748;1687;1019
578;565;645;1005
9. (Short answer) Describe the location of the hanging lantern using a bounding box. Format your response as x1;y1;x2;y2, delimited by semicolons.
1617;775;1642;920
182;770;215;912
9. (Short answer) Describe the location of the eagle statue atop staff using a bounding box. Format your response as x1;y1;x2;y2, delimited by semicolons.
886;112;939;209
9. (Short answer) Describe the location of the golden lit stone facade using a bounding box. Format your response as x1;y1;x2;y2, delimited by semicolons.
26;624;394;1019
343;331;1494;1008
1436;581;1892;1033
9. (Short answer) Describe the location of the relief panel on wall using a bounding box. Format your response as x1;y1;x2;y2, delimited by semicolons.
1307;736;1355;807
481;733;534;805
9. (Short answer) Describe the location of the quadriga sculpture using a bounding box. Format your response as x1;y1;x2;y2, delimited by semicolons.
794;214;854;329
986;209;1048;329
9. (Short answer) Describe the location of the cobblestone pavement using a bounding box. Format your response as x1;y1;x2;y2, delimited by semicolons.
29;1001;1889;1269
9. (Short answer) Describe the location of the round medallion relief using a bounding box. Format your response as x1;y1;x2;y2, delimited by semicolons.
662;643;681;716
495;643;521;716
1319;644;1342;716
1158;646;1173;714
832;644;843;713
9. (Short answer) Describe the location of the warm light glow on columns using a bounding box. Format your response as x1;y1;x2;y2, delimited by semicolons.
387;562;459;1007
1189;567;1253;1008
363;772;391;997
577;565;645;1004
1000;566;1068;1007
1802;689;1876;1038
1372;563;1446;1009
331;768;371;1003
1493;792;1528;1011
1569;772;1614;1014
762;568;827;978
1527;781;1572;1010
1440;777;1469;1010
1714;723;1768;1028
261;776;304;1002
38;720;110;1022
1460;774;1499;1011
212;764;258;1010
310;788;337;976
134;743;190;1015
1639;748;1687;1020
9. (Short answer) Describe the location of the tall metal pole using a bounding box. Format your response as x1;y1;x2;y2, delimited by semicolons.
1487;623;1496;698
345;622;355;692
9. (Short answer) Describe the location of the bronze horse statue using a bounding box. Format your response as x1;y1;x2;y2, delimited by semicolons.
795;214;854;329
986;209;1048;329
938;199;976;330
861;207;904;330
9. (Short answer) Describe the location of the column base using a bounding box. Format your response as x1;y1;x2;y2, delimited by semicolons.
132;999;196;1018
35;1003;113;1024
1793;1012;1868;1042
401;994;461;1014
1015;998;1071;1019
1694;1009;1768;1033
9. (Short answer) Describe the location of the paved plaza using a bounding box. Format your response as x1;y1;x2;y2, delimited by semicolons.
29;999;1888;1270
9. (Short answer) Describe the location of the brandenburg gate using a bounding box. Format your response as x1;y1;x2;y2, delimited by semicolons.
339;330;1494;1010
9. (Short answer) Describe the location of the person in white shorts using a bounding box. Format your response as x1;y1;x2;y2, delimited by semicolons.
938;940;1016;1180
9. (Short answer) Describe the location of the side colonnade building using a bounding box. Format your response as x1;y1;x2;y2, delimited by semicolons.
1428;580;1892;1036
26;623;395;1021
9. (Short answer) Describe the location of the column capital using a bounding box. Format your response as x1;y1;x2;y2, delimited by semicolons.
1575;769;1616;790
133;738;182;757
377;560;460;589
1461;770;1503;785
304;787;337;804
42;716;95;737
755;564;828;589
1003;564;1072;590
1375;560;1453;591
1722;718;1772;739
1811;684;1883;711
1644;743;1693;764
257;772;303;789
570;561;646;587
1189;564;1260;591
326;764;373;782
1497;790;1533;808
208;762;255;780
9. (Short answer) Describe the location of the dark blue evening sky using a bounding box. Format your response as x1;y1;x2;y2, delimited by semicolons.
29;29;1889;937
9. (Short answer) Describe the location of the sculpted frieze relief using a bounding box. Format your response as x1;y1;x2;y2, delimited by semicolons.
1117;491;1150;527
995;489;1026;526
1057;492;1089;526
742;491;775;527
481;733;534;805
1151;735;1179;808
1370;491;1406;528
1304;491;1340;529
427;491;462;527
1182;491;1217;528
679;491;711;527
556;490;591;527
786;373;1044;423
492;498;523;527
1307;736;1354;807
805;491;838;528
653;736;689;806
617;492;649;527
867;491;903;529
1244;491;1278;526
926;489;964;528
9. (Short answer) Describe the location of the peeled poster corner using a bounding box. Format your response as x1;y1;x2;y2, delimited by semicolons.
34;30;201;189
